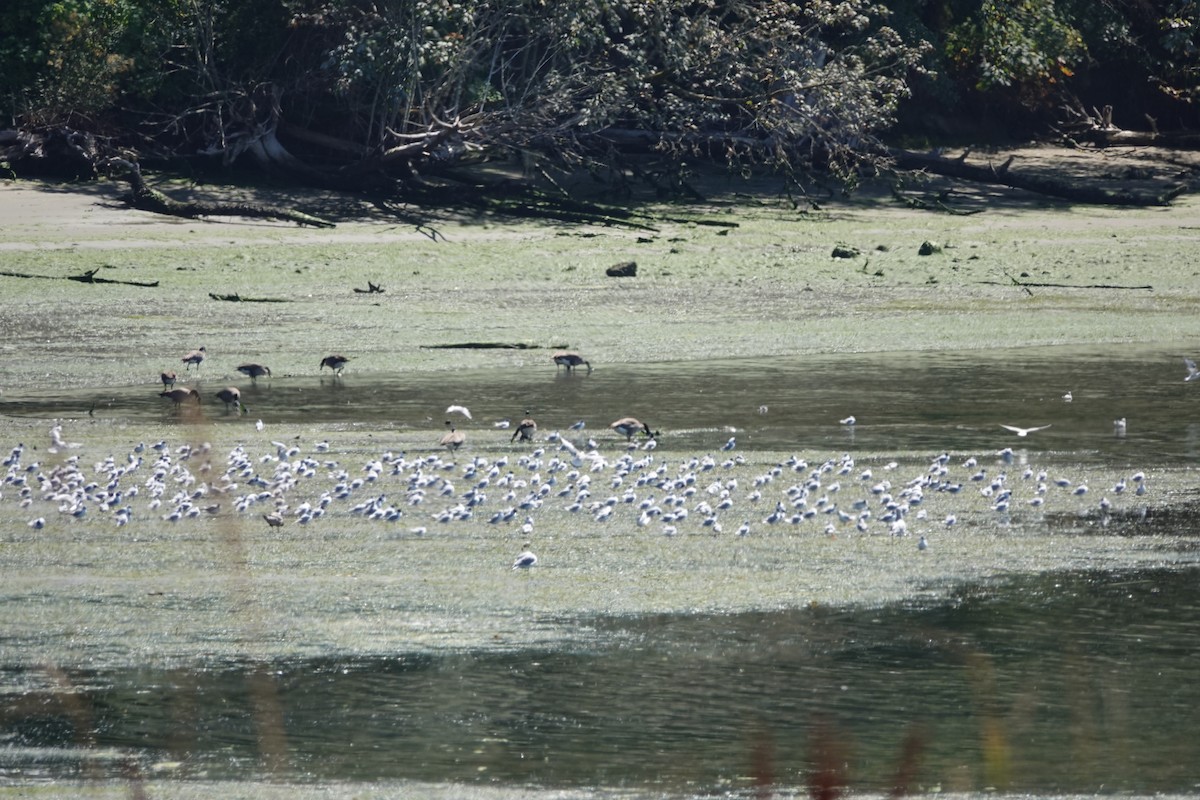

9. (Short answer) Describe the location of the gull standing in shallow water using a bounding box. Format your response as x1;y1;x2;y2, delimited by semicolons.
1000;424;1051;437
1185;358;1200;382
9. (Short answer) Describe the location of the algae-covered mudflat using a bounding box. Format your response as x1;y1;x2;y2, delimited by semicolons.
2;160;1200;798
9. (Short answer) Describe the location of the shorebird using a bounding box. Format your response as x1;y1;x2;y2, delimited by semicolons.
840;415;857;426
160;387;201;406
553;351;592;372
181;346;206;370
1113;417;1127;437
215;387;242;412
236;363;271;382
262;512;284;528
320;354;350;375
160;370;177;389
610;417;653;441
1000;424;1051;437
512;544;538;569
511;411;537;443
440;421;466;451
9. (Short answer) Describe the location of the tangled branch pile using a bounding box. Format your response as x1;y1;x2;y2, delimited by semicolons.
0;0;926;190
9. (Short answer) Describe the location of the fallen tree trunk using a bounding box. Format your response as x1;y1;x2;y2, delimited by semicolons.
890;148;1188;206
0;268;158;287
209;292;290;303
1075;129;1200;149
102;157;335;228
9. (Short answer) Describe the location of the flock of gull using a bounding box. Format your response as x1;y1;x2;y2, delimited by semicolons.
4;350;1189;568
3;348;1175;572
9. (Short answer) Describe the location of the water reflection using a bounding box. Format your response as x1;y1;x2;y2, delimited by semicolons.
3;568;1198;794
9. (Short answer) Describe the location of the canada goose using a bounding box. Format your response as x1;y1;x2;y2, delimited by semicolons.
553;351;592;372
160;370;177;389
440;420;465;451
610;417;653;441
511;411;537;443
160;387;201;406
237;363;271;381
182;346;206;370
320;354;350;375
215;386;242;412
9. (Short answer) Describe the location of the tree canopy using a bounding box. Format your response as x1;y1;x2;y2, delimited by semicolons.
1;0;1197;191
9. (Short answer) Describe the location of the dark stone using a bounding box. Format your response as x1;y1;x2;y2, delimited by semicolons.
606;261;638;277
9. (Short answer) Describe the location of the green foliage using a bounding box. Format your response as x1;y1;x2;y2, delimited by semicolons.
0;0;174;125
945;0;1085;95
4;0;1197;180
294;0;930;177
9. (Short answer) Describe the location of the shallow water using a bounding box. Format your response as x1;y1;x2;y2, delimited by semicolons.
2;346;1200;796
2;569;1199;795
3;344;1196;461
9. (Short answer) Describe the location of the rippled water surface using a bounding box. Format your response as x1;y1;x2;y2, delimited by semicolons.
2;346;1200;797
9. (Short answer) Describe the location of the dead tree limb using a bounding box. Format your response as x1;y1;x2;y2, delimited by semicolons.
102;158;335;228
209;292;290;303
1;268;158;287
890;148;1187;206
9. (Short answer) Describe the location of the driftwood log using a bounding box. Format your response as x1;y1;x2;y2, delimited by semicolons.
890;149;1188;207
102;157;335;228
0;268;159;287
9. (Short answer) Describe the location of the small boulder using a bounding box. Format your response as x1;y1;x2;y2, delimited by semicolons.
606;261;638;277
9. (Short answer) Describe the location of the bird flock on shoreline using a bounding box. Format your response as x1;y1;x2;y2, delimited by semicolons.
2;423;1152;569
4;352;1190;569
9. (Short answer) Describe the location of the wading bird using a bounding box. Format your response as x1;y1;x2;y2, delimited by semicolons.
181;346;206;370
553;351;592;372
511;411;537;443
160;387;201;406
215;387;242;412
236;363;271;382
610;417;653;441
440;421;466;451
160;370;177;389
320;354;350;375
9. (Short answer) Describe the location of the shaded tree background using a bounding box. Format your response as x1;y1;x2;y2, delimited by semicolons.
0;0;1197;187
